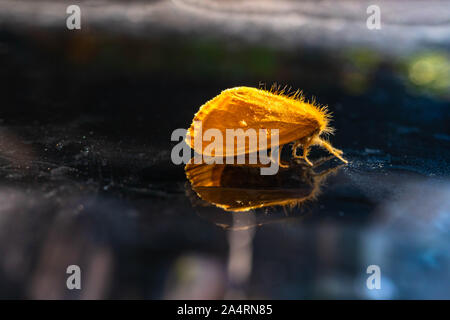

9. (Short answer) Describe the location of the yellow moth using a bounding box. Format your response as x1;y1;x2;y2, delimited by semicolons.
186;86;348;166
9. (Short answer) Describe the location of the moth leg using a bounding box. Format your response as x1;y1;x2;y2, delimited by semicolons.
301;147;313;166
314;137;348;164
292;141;302;158
292;140;313;166
270;145;289;168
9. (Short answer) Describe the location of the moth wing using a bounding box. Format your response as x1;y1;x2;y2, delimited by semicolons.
187;88;319;156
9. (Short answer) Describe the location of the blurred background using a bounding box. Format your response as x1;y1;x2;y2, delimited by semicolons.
0;0;449;299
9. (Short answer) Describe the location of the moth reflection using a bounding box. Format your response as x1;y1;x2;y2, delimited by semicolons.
185;157;341;215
